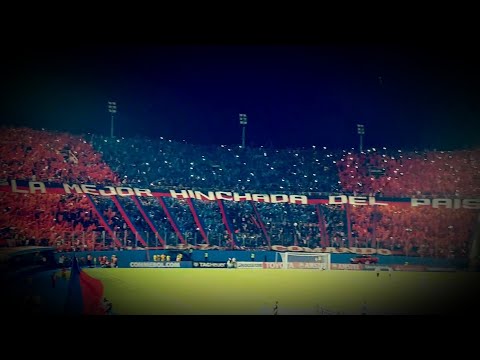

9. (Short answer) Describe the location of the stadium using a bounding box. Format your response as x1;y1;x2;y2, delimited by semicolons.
1;43;480;315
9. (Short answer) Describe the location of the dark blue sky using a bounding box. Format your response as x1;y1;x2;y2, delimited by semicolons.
3;40;479;150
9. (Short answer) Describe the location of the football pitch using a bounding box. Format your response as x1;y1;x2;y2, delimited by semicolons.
82;268;480;315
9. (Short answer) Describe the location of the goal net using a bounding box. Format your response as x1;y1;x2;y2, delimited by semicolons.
274;252;331;270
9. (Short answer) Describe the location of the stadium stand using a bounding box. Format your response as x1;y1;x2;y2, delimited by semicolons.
337;148;480;197
1;127;479;259
0;127;119;250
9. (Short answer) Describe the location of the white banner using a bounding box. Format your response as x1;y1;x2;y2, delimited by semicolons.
129;261;181;268
262;262;326;269
262;262;284;269
236;262;264;269
331;263;364;270
3;180;479;209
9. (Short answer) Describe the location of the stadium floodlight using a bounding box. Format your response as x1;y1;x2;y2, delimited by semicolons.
357;124;365;153
108;101;117;138
239;113;248;148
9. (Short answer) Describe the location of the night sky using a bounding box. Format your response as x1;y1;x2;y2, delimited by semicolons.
2;37;479;151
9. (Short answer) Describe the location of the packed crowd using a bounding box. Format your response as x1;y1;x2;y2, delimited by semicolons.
0;127;478;258
349;205;475;257
0;127;118;184
91;135;341;193
0;127;119;250
0;192;101;251
338;148;480;197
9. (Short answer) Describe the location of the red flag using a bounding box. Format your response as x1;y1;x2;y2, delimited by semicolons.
64;256;105;315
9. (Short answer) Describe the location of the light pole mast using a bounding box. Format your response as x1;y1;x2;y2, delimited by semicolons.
357;124;365;153
108;101;117;138
239;113;248;148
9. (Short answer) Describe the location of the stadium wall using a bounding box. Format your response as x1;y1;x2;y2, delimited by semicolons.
53;250;468;269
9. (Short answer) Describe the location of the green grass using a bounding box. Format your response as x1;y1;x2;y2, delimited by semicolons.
83;268;480;315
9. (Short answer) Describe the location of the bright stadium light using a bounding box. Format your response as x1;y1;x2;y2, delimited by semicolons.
108;101;117;138
357;124;365;153
239;113;248;148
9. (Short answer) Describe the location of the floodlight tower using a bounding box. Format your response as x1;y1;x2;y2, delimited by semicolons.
239;113;248;148
108;101;117;138
357;124;365;153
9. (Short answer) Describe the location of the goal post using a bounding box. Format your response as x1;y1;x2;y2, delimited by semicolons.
274;252;331;270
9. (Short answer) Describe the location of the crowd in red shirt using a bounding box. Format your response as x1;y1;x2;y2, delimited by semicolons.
349;205;475;258
0;127;118;184
337;148;480;197
0;128;120;249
